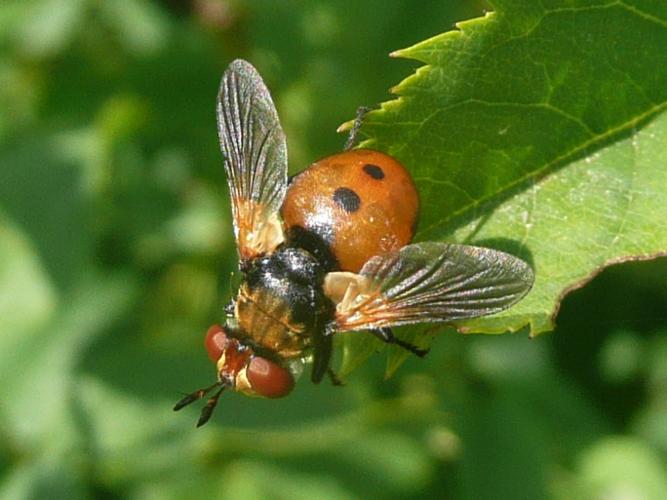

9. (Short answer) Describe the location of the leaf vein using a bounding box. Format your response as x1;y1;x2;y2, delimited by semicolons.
618;1;667;28
419;102;667;237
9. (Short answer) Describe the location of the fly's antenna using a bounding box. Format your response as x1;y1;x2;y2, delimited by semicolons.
196;386;227;427
173;381;221;411
174;381;227;427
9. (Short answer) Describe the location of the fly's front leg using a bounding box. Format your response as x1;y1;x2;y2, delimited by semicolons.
311;323;334;384
311;322;344;386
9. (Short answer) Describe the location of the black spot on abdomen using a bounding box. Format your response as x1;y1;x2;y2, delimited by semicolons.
363;163;384;179
333;187;361;213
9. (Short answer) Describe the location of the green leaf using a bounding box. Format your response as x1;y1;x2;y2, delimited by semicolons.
0;456;87;500
0;213;56;337
0;135;94;291
574;437;667;500
0;275;137;450
352;0;667;344
16;0;86;57
219;460;356;500
75;376;194;483
98;0;170;55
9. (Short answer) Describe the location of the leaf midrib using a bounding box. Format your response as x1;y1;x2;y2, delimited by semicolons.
383;0;667;239
417;101;667;238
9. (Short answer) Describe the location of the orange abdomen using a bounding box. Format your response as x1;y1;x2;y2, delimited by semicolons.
281;149;419;272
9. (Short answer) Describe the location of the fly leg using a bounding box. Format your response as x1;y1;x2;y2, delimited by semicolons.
327;368;344;386
311;327;334;384
343;106;377;151
371;327;429;357
312;323;345;386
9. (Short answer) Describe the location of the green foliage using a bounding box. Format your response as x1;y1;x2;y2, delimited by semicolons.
359;0;667;335
1;0;666;499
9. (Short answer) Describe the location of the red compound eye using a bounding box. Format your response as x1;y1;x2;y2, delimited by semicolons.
204;324;228;363
246;356;295;398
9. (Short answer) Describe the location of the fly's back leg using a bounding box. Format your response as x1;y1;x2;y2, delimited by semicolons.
371;327;429;357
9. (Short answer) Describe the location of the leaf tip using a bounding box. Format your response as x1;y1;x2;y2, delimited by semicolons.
389;48;406;59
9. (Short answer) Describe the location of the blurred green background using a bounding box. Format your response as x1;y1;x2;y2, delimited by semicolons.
1;0;666;498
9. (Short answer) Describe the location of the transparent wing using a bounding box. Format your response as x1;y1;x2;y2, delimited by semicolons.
217;59;287;261
328;242;534;331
